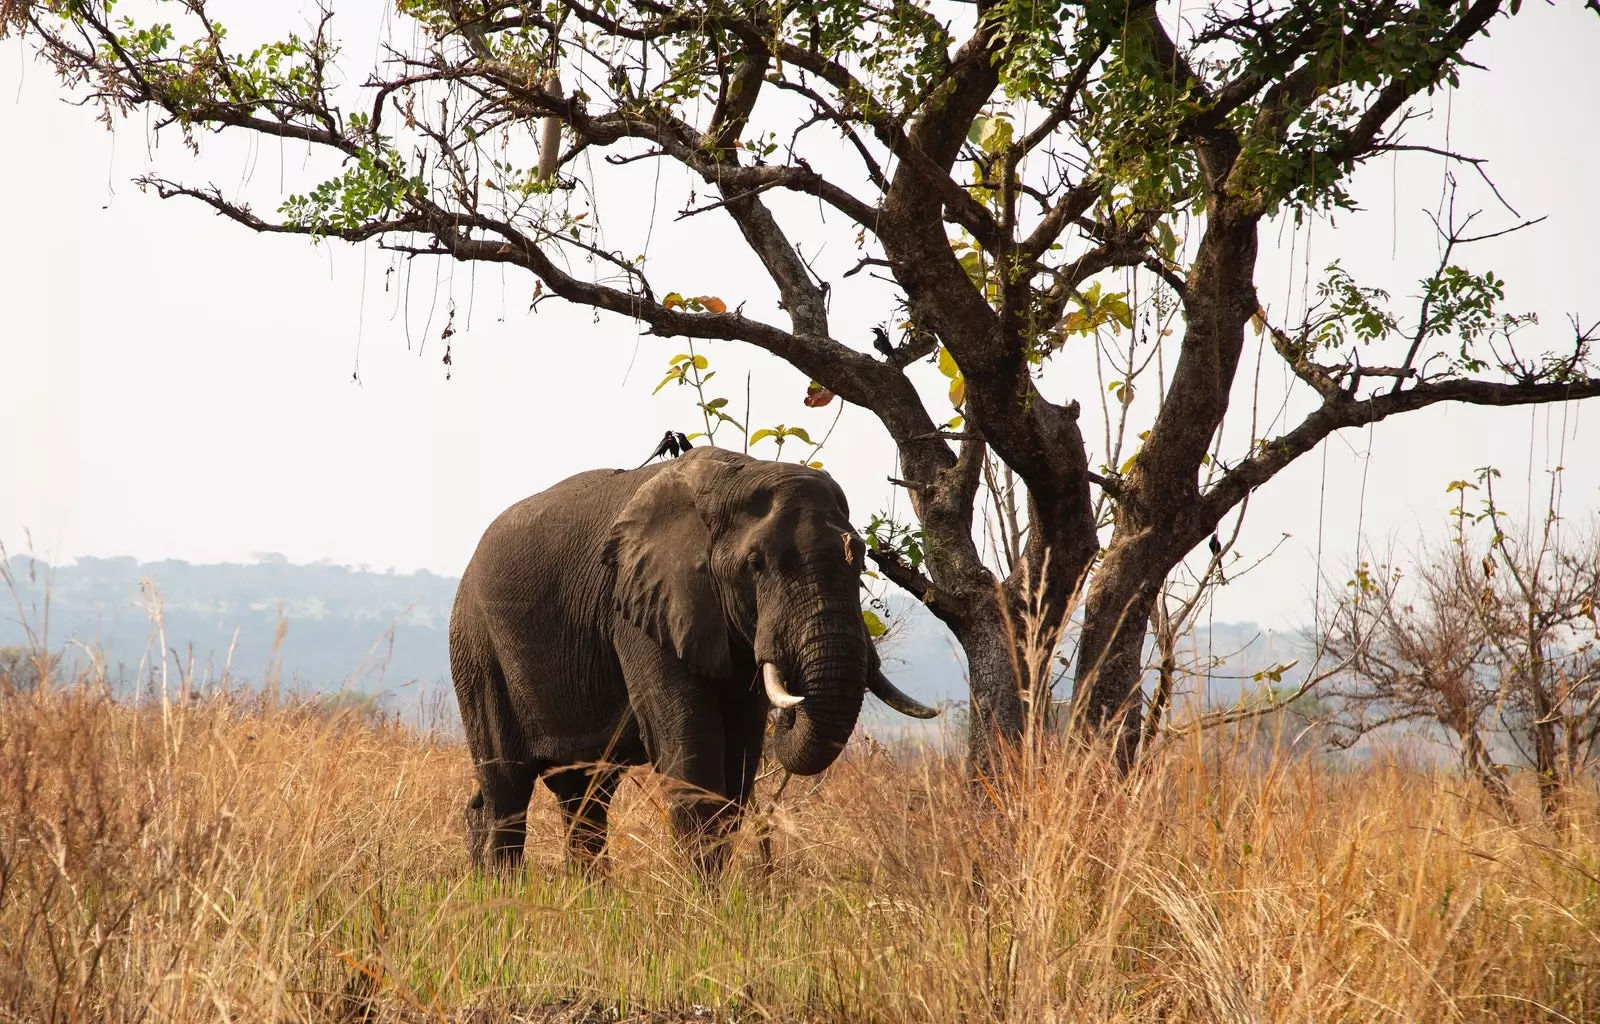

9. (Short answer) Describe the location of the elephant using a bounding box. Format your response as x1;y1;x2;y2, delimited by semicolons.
449;445;937;876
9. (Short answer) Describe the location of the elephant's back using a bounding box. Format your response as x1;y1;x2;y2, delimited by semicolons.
462;467;639;622
452;466;645;757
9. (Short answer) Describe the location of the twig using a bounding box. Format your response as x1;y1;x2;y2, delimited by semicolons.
675;179;785;220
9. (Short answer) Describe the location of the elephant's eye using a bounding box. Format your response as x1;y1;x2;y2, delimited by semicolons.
746;551;766;573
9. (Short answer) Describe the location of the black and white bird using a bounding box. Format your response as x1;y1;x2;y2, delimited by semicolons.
637;430;694;468
871;325;895;360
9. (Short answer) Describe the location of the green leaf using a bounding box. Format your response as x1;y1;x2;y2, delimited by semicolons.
862;609;889;638
749;428;777;445
663;293;686;310
669;352;692;366
704;397;728;410
785;426;814;444
690;354;709;370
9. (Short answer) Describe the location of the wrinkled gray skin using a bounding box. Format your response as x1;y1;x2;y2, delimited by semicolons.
451;446;934;877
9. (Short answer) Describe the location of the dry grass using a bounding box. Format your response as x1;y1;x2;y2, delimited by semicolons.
1;669;1597;1024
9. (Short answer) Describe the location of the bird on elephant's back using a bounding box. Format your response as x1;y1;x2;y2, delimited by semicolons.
449;445;936;878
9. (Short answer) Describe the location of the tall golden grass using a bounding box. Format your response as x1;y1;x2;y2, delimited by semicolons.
1;660;1596;1023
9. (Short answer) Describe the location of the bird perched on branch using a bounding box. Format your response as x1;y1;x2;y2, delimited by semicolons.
1208;534;1227;585
871;326;895;360
637;430;694;468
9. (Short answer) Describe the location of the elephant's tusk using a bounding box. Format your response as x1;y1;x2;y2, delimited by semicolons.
868;667;940;719
762;663;805;710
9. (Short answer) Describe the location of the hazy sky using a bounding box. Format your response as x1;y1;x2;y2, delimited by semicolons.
2;2;1597;632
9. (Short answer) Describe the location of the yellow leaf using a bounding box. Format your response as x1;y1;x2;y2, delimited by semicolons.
948;376;966;408
652;370;681;395
936;346;960;380
663;292;685;310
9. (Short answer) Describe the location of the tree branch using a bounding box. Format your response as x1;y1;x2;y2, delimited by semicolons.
1199;375;1600;530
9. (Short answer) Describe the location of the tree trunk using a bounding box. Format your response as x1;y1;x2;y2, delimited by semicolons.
1528;678;1562;820
1143;598;1180;747
1073;533;1165;770
1460;722;1517;820
953;607;1027;779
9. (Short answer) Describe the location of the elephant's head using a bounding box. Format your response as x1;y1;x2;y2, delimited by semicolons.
607;447;935;775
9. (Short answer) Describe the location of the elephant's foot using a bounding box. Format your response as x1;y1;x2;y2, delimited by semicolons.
466;790;528;872
464;789;491;868
669;797;743;881
480;811;532;875
545;764;622;883
563;846;613;884
469;769;537;874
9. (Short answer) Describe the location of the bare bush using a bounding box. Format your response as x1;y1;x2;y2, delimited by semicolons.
1321;469;1600;819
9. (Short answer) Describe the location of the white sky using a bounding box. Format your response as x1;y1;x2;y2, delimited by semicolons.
2;2;1597;633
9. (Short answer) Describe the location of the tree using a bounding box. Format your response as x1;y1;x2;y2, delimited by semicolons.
1321;470;1600;820
10;0;1599;772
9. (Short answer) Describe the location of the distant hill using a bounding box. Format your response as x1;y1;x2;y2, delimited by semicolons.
2;555;455;712
2;555;1311;734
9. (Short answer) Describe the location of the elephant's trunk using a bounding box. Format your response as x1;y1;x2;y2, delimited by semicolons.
767;632;867;776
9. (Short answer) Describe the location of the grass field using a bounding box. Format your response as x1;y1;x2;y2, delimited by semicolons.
1;670;1597;1023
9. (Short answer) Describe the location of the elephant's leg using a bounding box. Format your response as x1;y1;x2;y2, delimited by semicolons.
649;706;733;877
453;615;540;871
721;697;772;824
613;623;734;878
707;698;771;875
479;760;540;869
543;763;624;878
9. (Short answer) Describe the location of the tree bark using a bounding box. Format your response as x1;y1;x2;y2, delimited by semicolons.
1460;722;1517;820
1073;534;1164;769
1528;670;1563;819
951;607;1026;779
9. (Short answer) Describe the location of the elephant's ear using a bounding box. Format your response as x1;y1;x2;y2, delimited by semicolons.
606;459;733;678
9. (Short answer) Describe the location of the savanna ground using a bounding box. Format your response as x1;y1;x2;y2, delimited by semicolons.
1;667;1597;1024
